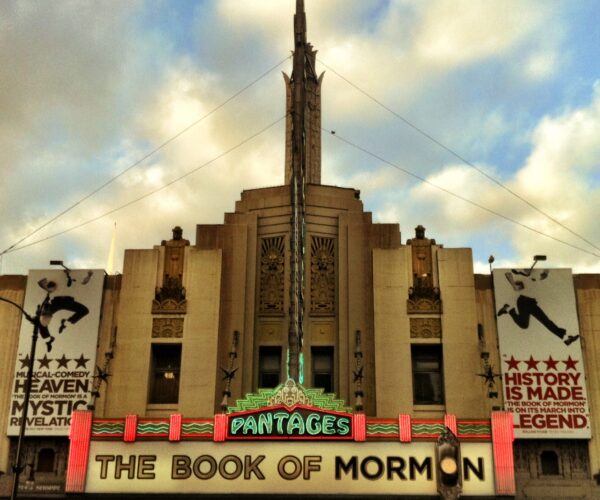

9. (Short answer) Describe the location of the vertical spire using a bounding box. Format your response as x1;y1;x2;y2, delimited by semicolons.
295;0;306;46
287;0;309;382
284;0;323;185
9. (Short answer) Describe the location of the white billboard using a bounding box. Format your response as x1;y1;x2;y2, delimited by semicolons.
494;268;590;438
8;269;104;436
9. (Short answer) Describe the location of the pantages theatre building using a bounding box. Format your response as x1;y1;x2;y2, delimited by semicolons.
1;3;600;499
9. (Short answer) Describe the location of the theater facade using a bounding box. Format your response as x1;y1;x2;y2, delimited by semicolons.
1;2;600;498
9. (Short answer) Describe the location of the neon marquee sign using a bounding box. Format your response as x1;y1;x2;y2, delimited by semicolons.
227;405;353;440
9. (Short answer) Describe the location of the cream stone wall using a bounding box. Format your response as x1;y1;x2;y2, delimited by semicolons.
178;248;222;416
104;249;159;416
373;247;412;417
474;275;505;413
0;276;26;475
575;276;600;478
338;212;375;414
90;275;121;417
103;246;222;418
438;248;488;418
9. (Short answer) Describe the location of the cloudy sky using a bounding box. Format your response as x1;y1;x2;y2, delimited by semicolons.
1;0;599;276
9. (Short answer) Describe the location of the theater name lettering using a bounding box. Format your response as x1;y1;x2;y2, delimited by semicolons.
84;441;495;496
227;406;352;439
93;451;485;482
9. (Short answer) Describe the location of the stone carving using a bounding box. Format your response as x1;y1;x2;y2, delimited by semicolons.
152;318;184;338
267;379;311;408
153;226;189;314
310;236;335;315
410;318;441;338
407;293;442;314
407;225;442;314
161;226;190;279
259;236;285;315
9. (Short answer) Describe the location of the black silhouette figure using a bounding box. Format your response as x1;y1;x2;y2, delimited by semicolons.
39;296;90;352
497;270;579;347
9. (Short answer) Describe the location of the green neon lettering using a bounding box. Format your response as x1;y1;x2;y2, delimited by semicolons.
273;412;289;434
287;412;305;435
305;413;321;435
258;412;273;435
337;417;350;435
242;416;258;435
231;417;244;435
322;414;336;435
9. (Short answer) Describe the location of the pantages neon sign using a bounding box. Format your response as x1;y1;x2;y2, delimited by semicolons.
65;380;517;496
227;406;353;440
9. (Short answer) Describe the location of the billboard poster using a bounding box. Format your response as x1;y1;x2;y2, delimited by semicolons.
493;268;590;438
8;269;104;436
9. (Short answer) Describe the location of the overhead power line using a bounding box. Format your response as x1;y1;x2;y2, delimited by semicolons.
5;115;287;254
318;58;600;254
325;128;600;258
1;55;291;257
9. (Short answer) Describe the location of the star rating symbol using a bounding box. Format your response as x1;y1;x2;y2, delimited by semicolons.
525;356;539;371
55;354;71;369
37;354;52;369
19;355;31;370
504;356;520;370
74;354;90;369
544;356;559;370
563;356;578;370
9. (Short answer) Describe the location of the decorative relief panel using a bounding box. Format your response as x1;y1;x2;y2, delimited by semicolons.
152;276;187;314
513;440;589;479
259;236;285;315
152;318;184;338
407;292;442;314
410;318;442;339
310;236;335;315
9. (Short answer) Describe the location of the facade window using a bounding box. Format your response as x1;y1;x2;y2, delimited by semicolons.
312;346;334;393
412;344;444;404
258;346;281;388
540;450;560;475
36;448;55;473
148;344;181;404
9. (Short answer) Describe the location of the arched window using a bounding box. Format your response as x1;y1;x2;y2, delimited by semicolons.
36;448;55;473
540;450;560;475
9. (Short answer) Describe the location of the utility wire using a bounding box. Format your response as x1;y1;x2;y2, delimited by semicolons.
318;59;600;254
5;115;287;254
1;55;291;256
325;128;600;258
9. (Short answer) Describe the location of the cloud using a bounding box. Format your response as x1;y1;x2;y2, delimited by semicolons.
393;83;600;272
0;0;597;279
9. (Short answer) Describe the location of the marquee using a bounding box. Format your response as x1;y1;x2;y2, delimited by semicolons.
66;380;516;496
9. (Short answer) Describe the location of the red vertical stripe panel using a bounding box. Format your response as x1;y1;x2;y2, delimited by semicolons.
444;414;458;435
353;413;366;441
124;414;138;442
491;411;516;496
398;414;412;442
169;414;182;442
65;410;93;493
214;413;227;442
